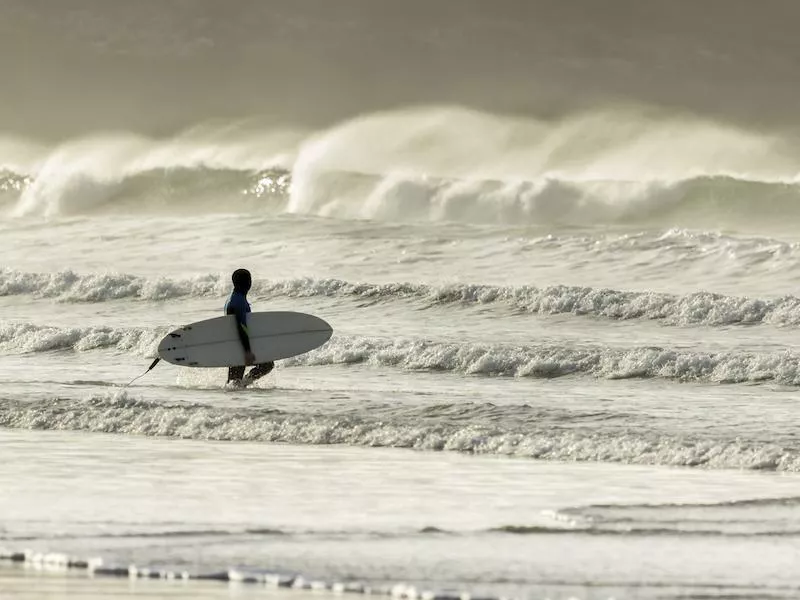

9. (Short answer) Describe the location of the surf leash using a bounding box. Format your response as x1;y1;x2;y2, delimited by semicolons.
122;358;161;389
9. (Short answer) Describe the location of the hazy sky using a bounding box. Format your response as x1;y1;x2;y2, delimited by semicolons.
3;0;800;138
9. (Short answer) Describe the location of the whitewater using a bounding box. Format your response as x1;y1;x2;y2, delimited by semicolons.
6;1;800;599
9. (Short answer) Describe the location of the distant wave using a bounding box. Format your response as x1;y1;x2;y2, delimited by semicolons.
3;322;800;384
8;163;800;229
4;268;800;327
1;166;290;217
287;171;800;229
4;106;800;232
1;393;797;471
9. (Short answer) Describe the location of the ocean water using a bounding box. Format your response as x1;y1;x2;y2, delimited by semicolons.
5;2;800;599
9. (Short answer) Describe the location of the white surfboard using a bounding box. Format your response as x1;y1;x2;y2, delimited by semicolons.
157;311;332;368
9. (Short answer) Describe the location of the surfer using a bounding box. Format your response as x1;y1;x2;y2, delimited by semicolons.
225;268;274;385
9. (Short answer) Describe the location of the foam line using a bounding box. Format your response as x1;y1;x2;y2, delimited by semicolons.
3;268;800;327
0;547;514;600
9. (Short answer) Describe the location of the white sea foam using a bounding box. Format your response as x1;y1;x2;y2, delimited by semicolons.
1;320;799;385
288;336;800;384
3;269;800;327
0;393;797;472
0;321;163;354
0;269;224;302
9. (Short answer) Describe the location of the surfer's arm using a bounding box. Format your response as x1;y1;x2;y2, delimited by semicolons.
226;305;252;352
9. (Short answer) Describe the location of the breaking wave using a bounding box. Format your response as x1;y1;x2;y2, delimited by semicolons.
287;337;800;384
0;269;225;302
3;107;800;231
3;269;800;327
0;321;163;355
286;172;800;229
1;166;290;216
3;321;800;385
7;164;800;229
1;393;797;471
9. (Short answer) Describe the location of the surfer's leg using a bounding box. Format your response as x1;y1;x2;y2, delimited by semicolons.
246;361;274;381
227;366;246;382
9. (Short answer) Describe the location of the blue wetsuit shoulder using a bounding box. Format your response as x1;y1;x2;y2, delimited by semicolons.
224;290;251;326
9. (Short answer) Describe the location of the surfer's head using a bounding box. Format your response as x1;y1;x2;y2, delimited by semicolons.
231;268;252;293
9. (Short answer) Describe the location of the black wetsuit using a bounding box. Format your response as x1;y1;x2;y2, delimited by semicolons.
224;288;274;383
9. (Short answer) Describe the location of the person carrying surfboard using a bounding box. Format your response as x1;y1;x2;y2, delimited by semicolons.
225;268;274;385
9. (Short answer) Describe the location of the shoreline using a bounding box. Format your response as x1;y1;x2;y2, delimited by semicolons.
0;550;477;600
0;561;337;599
